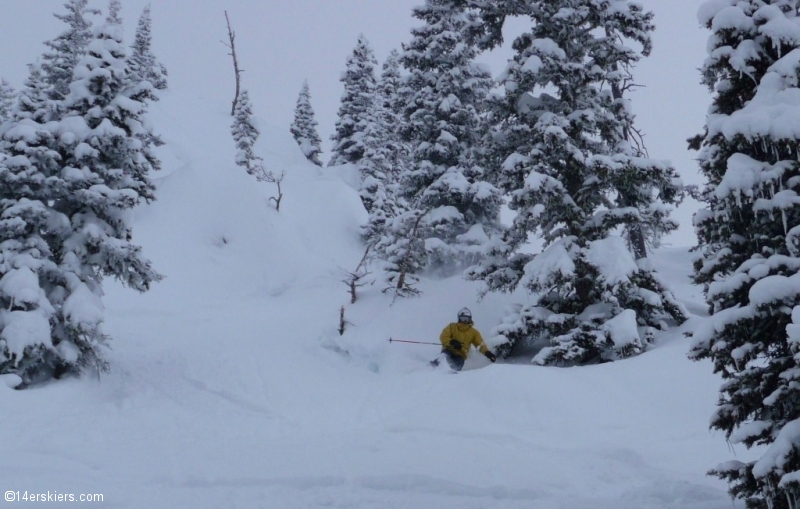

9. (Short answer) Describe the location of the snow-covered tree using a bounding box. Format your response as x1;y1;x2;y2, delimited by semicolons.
130;5;168;92
375;49;411;180
125;5;166;153
375;49;405;132
14;63;54;124
0;80;17;123
230;88;285;209
375;209;427;297
0;1;163;387
688;2;800;506
328;34;377;167
467;0;686;363
359;51;410;249
105;0;122;27
231;89;264;176
359;117;394;234
56;0;161;371
40;0;97;102
378;0;501;296
290;80;323;166
0;112;64;385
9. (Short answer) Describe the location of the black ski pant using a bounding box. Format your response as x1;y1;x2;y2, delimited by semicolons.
441;349;465;371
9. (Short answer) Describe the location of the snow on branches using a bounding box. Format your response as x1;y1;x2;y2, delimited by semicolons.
689;1;800;506
467;0;685;364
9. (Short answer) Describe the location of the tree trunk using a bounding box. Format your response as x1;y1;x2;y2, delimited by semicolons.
223;11;242;116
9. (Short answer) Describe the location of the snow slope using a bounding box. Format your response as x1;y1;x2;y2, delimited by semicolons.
0;83;746;508
0;4;745;508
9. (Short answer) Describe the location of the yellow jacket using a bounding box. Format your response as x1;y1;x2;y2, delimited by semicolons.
440;323;488;359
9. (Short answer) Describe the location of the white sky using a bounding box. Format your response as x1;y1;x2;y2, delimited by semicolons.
0;0;709;246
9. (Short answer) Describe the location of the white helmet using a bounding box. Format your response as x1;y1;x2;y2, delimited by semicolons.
457;307;472;323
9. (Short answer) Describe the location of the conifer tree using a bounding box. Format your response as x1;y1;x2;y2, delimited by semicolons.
358;114;407;251
358;115;392;220
15;63;54;124
375;49;411;184
230;89;284;208
0;8;83;385
688;1;800;506
375;49;405;134
0;80;16;123
231;89;264;177
375;209;427;297
0;0;163;386
40;0;97;102
359;51;409;250
328;34;377;167
0;103;63;385
290;80;323;166
130;5;168;92
127;4;166;154
467;0;685;363
378;0;501;295
57;0;161;369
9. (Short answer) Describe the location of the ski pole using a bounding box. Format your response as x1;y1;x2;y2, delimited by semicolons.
388;338;440;346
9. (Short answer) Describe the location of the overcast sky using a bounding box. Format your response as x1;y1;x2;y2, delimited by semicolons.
0;0;709;246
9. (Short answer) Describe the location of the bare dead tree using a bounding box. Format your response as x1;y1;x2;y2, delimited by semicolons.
264;170;285;212
248;160;285;212
338;305;353;336
342;246;372;304
222;11;243;116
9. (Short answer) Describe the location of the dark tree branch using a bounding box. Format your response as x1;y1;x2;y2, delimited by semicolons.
338;305;353;336
342;246;372;304
222;11;243;116
264;170;285;212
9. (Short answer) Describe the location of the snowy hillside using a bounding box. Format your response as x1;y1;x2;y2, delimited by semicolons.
0;2;750;508
0;74;741;509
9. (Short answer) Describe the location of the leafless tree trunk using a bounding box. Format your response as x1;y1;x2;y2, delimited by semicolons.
338;306;352;336
248;159;285;212
265;170;285;211
342;246;372;304
222;11;243;116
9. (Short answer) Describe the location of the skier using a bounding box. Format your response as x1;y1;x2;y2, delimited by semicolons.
432;307;496;371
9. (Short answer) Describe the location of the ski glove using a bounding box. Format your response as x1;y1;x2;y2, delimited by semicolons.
449;339;463;351
485;351;496;363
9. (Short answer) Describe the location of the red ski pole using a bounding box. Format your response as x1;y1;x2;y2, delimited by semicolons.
388;338;440;346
